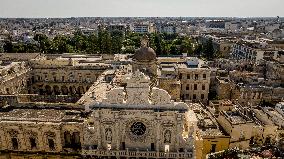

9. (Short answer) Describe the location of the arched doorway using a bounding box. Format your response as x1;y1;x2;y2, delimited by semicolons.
77;86;84;95
61;85;68;95
53;85;60;95
69;86;76;95
45;85;52;95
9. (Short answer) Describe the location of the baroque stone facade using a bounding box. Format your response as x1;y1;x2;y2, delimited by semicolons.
82;71;197;158
0;70;198;159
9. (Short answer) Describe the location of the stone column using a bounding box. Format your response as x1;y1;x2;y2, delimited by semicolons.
156;119;161;152
115;120;120;150
156;115;161;152
95;112;102;149
175;114;183;151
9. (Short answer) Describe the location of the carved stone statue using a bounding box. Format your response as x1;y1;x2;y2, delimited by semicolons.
105;128;112;142
141;35;149;47
188;123;194;138
164;130;171;143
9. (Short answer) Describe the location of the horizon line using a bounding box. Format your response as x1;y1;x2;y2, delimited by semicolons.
0;16;282;19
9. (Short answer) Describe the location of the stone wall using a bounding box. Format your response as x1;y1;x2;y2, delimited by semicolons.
158;78;181;101
17;94;81;103
0;62;30;95
0;120;84;154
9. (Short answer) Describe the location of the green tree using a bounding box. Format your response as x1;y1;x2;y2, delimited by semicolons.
13;42;26;53
180;37;193;55
203;38;214;60
150;33;163;55
125;32;141;48
52;35;74;53
25;43;39;53
110;30;124;54
98;30;112;54
194;44;203;56
86;33;99;54
34;33;51;53
72;30;88;52
122;46;135;54
3;40;13;53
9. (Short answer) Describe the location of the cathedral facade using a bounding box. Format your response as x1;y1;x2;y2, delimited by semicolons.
82;71;197;158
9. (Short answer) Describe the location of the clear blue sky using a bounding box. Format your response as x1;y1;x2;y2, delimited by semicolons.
0;0;283;18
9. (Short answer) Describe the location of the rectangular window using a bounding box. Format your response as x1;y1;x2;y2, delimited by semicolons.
64;132;71;147
92;145;98;149
179;74;183;79
202;85;205;90
73;132;81;148
195;74;198;80
203;74;206;79
179;148;184;152
186;84;189;90
151;143;155;151
122;142;125;150
187;74;190;79
185;94;189;100
201;94;204;99
6;88;10;94
211;144;216;153
249;137;254;145
194;84;197;90
31;76;35;83
193;94;196;100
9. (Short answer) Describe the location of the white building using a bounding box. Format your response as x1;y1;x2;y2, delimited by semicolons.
132;23;155;33
225;22;239;31
231;40;278;62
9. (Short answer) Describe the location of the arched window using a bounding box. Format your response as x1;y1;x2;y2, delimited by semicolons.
30;137;37;149
61;85;68;95
9;130;19;150
11;138;18;150
53;85;60;95
45;132;56;151
48;139;55;150
72;132;81;149
64;131;72;147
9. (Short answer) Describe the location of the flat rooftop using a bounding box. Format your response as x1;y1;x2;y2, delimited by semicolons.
0;108;84;122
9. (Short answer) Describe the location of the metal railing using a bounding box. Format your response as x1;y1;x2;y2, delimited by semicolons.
81;149;193;158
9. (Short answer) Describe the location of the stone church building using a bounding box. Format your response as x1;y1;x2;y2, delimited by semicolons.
0;37;199;159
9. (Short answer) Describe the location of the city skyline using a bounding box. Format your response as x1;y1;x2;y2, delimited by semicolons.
0;0;283;18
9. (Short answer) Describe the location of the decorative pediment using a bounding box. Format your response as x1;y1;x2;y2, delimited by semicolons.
104;87;125;104
151;88;172;105
102;71;175;107
125;70;151;88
